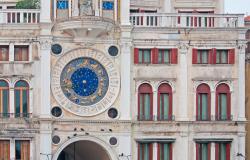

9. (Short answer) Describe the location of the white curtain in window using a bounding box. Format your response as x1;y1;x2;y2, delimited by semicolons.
144;50;151;63
144;94;150;120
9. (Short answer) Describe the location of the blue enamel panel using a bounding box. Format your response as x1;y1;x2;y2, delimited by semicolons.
60;57;109;106
57;0;69;9
102;1;114;10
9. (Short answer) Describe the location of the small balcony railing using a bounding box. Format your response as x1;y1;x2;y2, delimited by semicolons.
130;13;244;28
0;9;40;24
195;115;233;121
0;113;32;118
137;115;175;121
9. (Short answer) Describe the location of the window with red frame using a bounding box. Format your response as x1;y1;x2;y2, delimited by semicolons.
216;84;231;121
196;84;211;121
0;140;10;160
138;83;153;121
193;48;235;64
138;143;153;160
196;143;211;160
155;49;178;64
0;80;9;118
158;143;172;160
0;46;9;61
14;46;29;61
215;142;230;160
157;83;172;121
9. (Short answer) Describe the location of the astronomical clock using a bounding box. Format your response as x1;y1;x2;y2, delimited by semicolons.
51;48;120;116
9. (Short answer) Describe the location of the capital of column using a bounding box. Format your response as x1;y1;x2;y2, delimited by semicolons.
40;39;52;50
237;43;247;54
177;42;189;54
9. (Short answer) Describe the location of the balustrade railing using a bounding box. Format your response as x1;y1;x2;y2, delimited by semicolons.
0;113;32;118
0;9;40;24
130;13;244;28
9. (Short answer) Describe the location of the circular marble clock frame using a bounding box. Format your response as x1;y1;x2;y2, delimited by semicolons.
51;48;120;116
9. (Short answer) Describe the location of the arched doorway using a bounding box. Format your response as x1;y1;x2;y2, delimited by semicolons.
52;136;117;160
58;140;110;160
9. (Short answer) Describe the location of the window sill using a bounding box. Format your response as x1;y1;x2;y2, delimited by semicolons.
0;61;33;64
192;64;233;67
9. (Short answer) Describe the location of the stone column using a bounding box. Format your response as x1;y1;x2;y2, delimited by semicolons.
153;86;157;120
211;90;215;120
211;142;215;160
178;44;189;121
39;39;52;118
9;43;14;62
176;132;188;160
120;26;132;120
40;0;51;23
238;133;246;160
120;0;130;25
40;122;52;160
153;142;158;160
72;0;80;16
238;45;246;121
39;38;52;160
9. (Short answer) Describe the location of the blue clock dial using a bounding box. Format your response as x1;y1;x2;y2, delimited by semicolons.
60;57;109;106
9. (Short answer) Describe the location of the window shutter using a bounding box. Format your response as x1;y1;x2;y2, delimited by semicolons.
212;48;217;64
137;143;140;160
192;48;198;64
208;143;211;160
171;48;178;64
150;93;153;120
227;92;231;120
149;143;153;160
228;49;235;64
169;143;173;160
152;48;159;64
226;143;230;160
157;143;160;160
169;93;173;120
208;49;213;64
134;48;139;64
215;143;219;160
196;143;199;160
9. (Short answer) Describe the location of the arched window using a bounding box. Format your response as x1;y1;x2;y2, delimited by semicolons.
157;83;172;121
196;84;211;121
216;84;231;121
0;80;9;118
138;83;153;120
14;80;29;118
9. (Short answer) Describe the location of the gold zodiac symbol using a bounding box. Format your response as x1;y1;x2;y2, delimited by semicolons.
90;63;98;69
63;79;72;88
67;66;74;73
79;59;88;67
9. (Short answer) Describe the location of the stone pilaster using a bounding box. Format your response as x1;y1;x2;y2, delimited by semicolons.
177;43;189;121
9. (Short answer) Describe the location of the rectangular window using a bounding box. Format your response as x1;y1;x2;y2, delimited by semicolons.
14;46;29;61
158;143;172;160
196;143;210;160
215;143;230;160
0;46;9;61
216;50;228;64
0;140;10;160
139;49;151;64
197;93;209;121
15;140;30;160
197;50;209;64
158;49;170;64
57;0;69;9
138;143;153;160
139;93;152;120
159;93;170;120
218;93;228;120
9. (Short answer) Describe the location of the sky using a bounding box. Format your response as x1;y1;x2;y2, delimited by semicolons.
225;0;250;14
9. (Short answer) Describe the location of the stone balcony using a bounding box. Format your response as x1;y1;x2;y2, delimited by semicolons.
0;9;40;24
130;13;245;28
